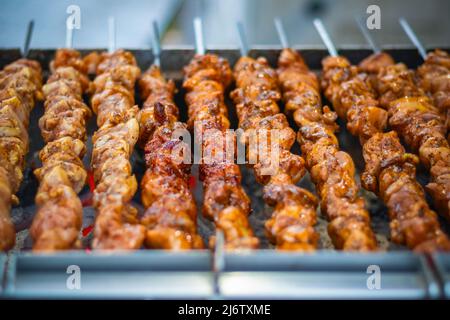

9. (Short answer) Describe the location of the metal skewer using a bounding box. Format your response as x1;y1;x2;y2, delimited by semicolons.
274;17;289;49
399;17;427;60
65;19;73;49
193;17;205;55
236;21;249;57
108;16;116;53
313;18;338;57
355;16;381;54
22;20;34;57
152;20;162;67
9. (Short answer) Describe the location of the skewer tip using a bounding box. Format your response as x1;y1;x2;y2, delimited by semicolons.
313;18;338;57
152;20;161;67
108;16;116;53
354;15;381;54
23;19;35;58
193;16;205;55
274;17;289;49
399;17;427;60
236;21;249;57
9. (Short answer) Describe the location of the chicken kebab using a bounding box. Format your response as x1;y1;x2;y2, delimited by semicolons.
318;50;450;251
138;62;204;250
183;53;259;250
231;29;324;250
358;50;450;222
272;48;378;251
0;58;42;250
90;49;145;250
29;49;91;251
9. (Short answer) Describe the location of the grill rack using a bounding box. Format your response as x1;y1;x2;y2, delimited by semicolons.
0;47;450;299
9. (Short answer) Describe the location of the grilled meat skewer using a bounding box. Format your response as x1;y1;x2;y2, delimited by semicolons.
320;51;450;251
91;50;145;250
138;64;204;249
231;54;323;251
359;51;450;222
184;54;259;250
275;48;377;251
30;49;89;251
0;58;42;250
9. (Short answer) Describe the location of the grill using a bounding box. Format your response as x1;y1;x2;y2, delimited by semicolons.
0;47;449;299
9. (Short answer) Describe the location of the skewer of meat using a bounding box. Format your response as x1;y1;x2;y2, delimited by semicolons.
29;20;90;251
183;18;258;250
229;22;322;251
398;19;450;132
90;17;145;249
0;21;43;251
269;19;377;251
357;19;450;222
317;19;450;251
138;21;203;249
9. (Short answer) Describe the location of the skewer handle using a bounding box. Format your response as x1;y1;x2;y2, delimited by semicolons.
152;20;161;67
23;20;34;58
108;16;116;53
355;16;381;54
313;18;338;57
193;17;205;55
274;17;289;49
236;21;249;57
399;18;427;60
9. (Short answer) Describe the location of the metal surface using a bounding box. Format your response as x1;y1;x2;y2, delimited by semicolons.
3;251;213;299
193;17;205;55
22;20;34;57
218;251;440;299
108;16;116;53
152;21;161;67
236;22;249;57
432;254;450;299
0;251;444;299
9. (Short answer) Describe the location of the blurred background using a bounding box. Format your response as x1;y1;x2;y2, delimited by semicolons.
0;0;449;49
